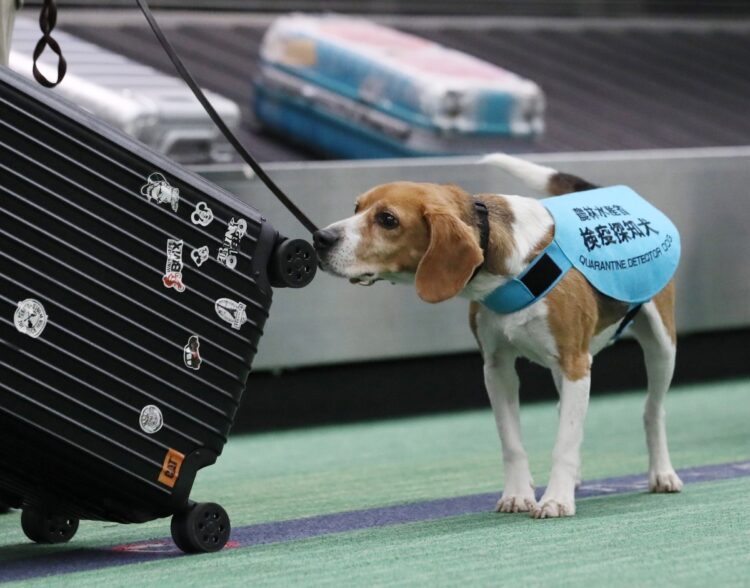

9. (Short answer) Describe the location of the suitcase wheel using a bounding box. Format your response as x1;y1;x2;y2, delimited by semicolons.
170;502;231;554
21;508;79;544
269;238;317;289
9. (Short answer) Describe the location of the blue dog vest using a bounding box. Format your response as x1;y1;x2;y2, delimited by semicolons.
482;186;680;314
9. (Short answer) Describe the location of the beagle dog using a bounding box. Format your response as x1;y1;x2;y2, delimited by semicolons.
313;154;682;518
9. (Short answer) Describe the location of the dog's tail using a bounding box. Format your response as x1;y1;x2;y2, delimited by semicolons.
481;153;598;196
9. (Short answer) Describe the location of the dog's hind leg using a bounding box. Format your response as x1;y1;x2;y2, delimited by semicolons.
552;377;582;489
631;283;683;493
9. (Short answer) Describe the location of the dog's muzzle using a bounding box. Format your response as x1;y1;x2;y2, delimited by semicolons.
312;228;341;262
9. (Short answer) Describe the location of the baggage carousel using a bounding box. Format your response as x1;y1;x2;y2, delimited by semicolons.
51;12;750;162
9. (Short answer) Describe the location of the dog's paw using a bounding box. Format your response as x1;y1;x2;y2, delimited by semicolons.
649;470;684;493
495;494;537;513
531;498;575;519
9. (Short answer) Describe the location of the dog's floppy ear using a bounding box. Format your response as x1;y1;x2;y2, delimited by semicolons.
415;210;484;303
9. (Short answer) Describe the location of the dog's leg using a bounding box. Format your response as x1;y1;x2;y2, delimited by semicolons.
483;350;537;513
631;299;683;493
534;361;591;518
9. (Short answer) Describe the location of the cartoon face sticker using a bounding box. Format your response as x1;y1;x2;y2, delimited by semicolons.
14;299;48;339
141;173;180;212
183;335;202;370
191;246;210;267
191;202;214;227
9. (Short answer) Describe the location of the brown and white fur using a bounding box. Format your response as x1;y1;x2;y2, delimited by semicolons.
313;153;682;518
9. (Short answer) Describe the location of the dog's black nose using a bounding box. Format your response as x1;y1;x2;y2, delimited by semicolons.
313;229;340;251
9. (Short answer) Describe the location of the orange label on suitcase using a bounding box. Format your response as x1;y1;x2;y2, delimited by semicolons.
158;448;185;488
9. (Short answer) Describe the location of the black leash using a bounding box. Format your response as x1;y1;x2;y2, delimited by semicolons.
28;0;317;233
471;200;490;280
32;0;67;88
134;0;319;234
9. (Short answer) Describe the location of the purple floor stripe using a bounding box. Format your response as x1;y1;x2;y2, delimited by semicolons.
1;460;749;583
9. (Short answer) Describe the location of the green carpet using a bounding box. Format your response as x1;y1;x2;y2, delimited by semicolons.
1;379;749;586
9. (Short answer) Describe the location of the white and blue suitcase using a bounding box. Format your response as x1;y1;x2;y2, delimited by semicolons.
254;15;545;159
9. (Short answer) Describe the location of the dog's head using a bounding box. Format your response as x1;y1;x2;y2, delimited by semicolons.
314;182;486;303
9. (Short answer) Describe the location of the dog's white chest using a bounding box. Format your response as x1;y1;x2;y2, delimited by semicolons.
476;301;558;367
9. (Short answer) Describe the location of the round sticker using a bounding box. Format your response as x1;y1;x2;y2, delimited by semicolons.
14;299;48;339
139;405;164;434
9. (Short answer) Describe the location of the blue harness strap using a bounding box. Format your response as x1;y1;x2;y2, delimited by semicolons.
482;239;572;314
480;186;680;318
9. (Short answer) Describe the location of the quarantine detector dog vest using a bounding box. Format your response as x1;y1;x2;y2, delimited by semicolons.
482;186;680;314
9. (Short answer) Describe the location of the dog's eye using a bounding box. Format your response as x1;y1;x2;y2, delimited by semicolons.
376;211;399;230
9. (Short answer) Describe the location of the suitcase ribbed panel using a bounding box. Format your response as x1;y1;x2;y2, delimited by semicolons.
0;68;274;521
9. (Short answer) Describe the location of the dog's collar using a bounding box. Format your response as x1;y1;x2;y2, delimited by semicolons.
471;200;491;281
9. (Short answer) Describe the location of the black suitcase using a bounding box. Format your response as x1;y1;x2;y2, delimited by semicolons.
0;66;315;552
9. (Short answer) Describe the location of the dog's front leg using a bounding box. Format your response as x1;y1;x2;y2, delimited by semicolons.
483;350;537;513
534;362;591;518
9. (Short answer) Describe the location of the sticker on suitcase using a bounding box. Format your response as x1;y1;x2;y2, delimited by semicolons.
191;202;214;226
139;405;163;434
191;246;210;267
215;298;248;330
158;448;185;488
163;239;186;292
183;335;202;370
141;173;180;212
217;218;247;269
14;299;48;339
